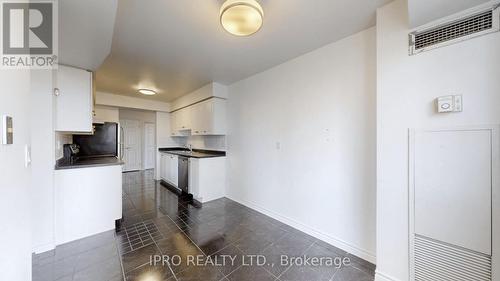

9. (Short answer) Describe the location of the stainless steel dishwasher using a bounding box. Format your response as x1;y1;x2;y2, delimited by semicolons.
178;156;189;194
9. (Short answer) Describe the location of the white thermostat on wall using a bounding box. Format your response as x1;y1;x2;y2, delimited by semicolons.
436;95;462;113
2;115;13;144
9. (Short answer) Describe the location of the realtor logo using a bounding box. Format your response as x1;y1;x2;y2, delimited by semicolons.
1;1;57;68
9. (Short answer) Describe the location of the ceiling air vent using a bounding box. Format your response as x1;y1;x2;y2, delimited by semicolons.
409;6;500;55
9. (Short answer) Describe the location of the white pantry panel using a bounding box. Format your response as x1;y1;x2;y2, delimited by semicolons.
410;127;499;281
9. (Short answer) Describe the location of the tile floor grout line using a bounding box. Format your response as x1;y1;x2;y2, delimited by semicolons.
165;212;208;257
161;203;229;280
35;171;375;281
111;231;127;281
272;238;316;280
148;220;179;281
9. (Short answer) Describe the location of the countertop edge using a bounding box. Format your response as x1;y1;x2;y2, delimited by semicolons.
55;158;124;170
158;147;226;158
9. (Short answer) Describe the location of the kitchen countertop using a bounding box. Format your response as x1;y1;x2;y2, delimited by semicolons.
55;156;124;170
158;147;226;158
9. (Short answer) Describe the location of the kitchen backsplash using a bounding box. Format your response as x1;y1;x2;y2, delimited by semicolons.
55;132;72;160
172;135;226;151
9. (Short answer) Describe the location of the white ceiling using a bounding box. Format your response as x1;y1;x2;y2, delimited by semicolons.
59;0;118;70
408;0;491;28
96;0;390;102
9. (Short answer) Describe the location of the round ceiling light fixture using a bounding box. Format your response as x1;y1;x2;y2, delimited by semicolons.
220;0;263;36
138;89;157;96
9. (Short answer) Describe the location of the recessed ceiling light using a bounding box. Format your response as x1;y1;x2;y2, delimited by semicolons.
138;89;157;95
220;0;263;36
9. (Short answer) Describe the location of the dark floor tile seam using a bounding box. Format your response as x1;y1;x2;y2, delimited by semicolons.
149;231;179;281
175;225;226;279
165;214;208;257
121;248;161;276
266;238;316;280
46;235;116;264
223;264;243;279
112;235;128;281
230;242;286;280
329;267;339;281
61;234;120;281
348;262;373;275
122;227;136;253
163;212;229;280
210;243;244;279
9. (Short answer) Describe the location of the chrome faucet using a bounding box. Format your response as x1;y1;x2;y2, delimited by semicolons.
185;144;193;153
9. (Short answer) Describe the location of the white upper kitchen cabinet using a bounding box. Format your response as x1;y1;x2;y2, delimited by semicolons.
170;111;187;137
54;65;94;133
170;97;226;136
178;107;192;131
170;107;192;136
191;98;226;135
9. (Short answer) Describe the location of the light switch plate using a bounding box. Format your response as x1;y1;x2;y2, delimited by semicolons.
2;115;13;144
436;95;462;113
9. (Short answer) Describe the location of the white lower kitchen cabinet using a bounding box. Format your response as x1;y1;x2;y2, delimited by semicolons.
160;153;178;187
189;157;226;203
54;165;122;245
170;155;178;186
160;153;169;181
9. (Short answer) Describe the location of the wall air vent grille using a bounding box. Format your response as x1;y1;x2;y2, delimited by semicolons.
413;234;492;281
409;7;499;55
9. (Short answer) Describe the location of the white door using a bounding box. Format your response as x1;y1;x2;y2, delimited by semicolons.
121;120;141;172
144;123;156;170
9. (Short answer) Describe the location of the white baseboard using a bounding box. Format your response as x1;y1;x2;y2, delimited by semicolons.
226;195;377;264
375;271;401;281
32;243;55;254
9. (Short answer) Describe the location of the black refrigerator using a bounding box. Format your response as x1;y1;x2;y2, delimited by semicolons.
73;122;118;157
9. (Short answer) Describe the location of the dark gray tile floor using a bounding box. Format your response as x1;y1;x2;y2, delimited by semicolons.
33;170;375;281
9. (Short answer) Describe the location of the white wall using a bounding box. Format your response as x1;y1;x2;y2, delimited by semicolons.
376;1;500;280
96;91;170;112
119;108;156;123
407;0;490;28
0;69;32;280
30;70;56;253
226;28;377;262
173;135;226;151
94;105;119;123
